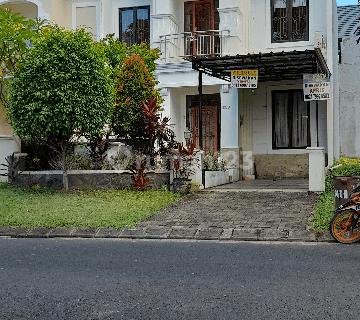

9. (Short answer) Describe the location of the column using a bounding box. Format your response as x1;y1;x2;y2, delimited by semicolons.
220;84;240;182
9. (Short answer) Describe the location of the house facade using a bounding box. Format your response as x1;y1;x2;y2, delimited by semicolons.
0;0;340;183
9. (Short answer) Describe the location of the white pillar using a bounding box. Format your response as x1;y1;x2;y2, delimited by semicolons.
220;84;240;182
221;84;238;148
307;147;325;192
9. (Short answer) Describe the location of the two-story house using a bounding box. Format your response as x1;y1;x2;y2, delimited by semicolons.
0;0;339;184
152;0;339;181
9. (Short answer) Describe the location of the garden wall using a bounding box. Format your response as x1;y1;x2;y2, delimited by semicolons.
10;170;170;190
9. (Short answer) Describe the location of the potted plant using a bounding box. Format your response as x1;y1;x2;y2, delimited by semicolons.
172;142;199;195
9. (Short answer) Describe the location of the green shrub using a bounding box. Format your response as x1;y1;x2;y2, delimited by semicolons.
8;26;113;143
312;155;360;230
203;151;227;171
331;155;360;176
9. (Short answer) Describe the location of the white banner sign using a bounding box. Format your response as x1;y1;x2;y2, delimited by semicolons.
303;73;331;101
231;70;258;89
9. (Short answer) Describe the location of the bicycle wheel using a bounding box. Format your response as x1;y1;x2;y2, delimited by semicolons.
330;209;360;244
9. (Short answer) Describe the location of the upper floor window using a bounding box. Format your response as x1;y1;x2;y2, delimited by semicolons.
271;0;309;43
119;6;150;46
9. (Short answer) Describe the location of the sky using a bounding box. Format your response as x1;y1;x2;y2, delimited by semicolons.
337;0;358;5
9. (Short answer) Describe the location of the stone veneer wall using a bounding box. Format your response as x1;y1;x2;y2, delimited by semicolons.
254;154;309;179
10;170;170;190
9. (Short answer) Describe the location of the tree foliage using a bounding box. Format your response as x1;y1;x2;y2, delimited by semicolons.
99;34;159;82
8;26;114;144
112;54;163;148
0;8;43;108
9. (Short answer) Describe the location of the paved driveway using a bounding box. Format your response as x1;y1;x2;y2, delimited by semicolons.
135;179;331;242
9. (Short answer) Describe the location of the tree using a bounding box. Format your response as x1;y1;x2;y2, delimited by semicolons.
112;54;163;152
0;8;43;109
99;35;163;151
8;26;114;187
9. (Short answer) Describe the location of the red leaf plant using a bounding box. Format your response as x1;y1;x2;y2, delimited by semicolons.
129;159;152;191
141;97;177;156
172;141;199;179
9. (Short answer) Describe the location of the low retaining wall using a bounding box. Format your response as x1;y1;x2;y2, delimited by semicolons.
10;170;170;190
205;170;230;188
254;154;309;179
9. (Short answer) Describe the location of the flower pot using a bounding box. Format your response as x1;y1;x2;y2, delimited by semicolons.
173;178;192;195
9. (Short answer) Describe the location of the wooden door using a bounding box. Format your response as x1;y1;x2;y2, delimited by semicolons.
192;106;218;152
184;0;215;57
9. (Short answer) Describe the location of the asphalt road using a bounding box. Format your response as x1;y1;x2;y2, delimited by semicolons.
0;238;359;319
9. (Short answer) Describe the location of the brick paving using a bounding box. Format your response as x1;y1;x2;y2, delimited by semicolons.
135;190;326;241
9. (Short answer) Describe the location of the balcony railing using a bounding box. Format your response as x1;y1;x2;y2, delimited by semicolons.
159;30;230;63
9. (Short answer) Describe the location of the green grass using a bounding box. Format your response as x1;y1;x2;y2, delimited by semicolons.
0;182;180;228
311;189;334;231
311;173;335;231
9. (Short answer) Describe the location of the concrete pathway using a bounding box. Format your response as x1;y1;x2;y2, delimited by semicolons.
0;179;334;242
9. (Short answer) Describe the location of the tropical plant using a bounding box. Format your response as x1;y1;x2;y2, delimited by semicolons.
129;157;152;191
173;142;199;179
0;8;44;109
141;97;177;156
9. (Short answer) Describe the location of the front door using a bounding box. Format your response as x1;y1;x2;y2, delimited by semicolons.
192;106;218;152
186;94;220;152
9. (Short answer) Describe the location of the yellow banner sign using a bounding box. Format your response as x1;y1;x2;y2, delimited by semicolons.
231;70;258;77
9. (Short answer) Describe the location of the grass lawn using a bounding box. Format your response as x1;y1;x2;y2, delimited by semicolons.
0;182;180;229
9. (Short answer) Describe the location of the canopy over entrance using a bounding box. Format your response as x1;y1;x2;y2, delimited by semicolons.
192;48;330;82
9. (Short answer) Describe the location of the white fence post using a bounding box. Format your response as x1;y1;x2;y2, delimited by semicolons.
306;147;325;192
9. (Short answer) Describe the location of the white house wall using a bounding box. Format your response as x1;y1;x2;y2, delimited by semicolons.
339;37;360;158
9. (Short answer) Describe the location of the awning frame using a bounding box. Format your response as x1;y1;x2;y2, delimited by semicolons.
192;48;331;83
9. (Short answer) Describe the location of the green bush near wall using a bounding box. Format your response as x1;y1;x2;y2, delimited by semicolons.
311;156;360;230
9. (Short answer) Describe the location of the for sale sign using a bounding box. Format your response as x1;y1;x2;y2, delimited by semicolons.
231;70;258;88
303;74;331;101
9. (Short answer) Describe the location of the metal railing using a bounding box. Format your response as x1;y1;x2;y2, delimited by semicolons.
159;30;230;62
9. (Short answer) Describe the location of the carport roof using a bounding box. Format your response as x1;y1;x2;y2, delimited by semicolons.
191;49;330;83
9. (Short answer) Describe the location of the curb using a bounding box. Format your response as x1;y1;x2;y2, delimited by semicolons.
0;226;335;243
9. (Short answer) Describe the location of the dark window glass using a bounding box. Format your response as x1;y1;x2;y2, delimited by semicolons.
272;90;310;149
119;6;149;46
271;0;308;43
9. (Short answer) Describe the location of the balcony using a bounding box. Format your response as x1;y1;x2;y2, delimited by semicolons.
158;30;230;63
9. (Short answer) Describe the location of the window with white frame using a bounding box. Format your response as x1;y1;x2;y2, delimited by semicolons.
119;6;150;46
271;0;309;43
272;90;310;149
